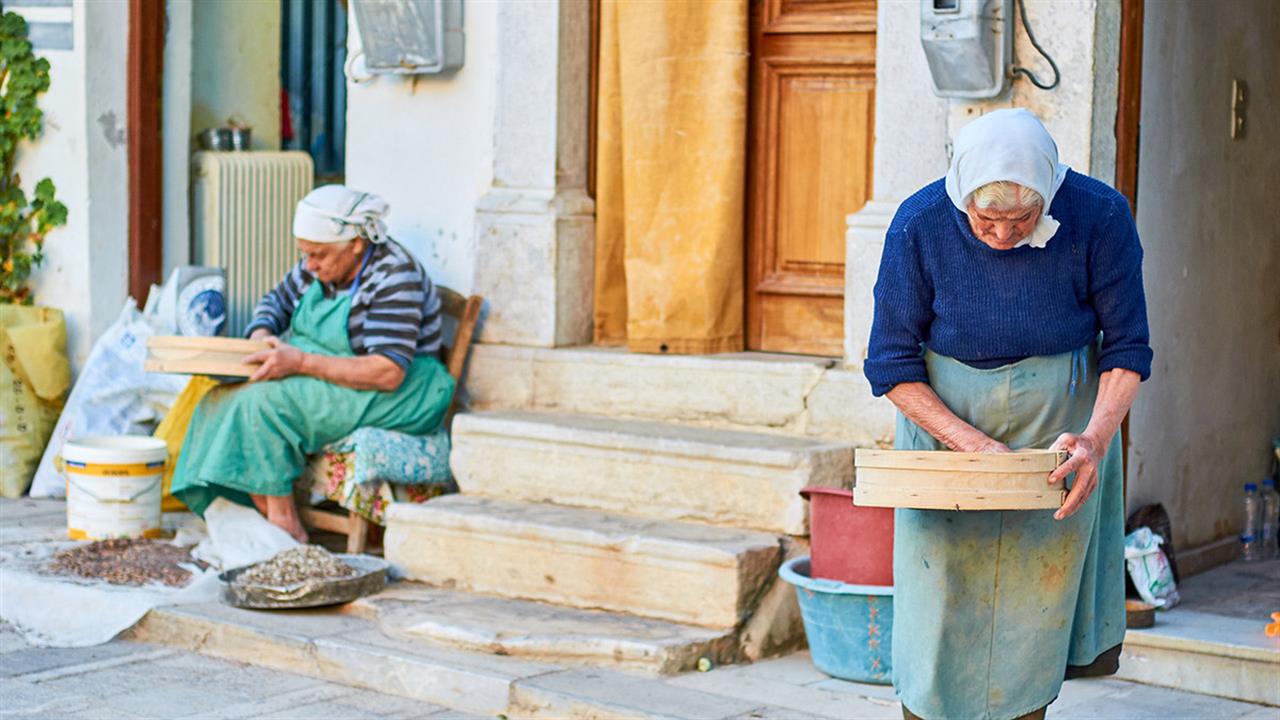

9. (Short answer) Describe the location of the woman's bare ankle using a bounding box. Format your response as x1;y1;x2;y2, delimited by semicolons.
265;495;309;544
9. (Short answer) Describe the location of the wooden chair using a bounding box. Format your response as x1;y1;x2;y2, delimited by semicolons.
299;287;483;552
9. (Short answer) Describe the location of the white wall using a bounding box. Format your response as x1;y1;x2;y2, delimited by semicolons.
190;0;281;150
19;0;129;372
1127;0;1280;549
343;0;500;295
948;0;1120;181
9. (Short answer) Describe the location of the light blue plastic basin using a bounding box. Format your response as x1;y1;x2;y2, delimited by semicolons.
779;556;894;684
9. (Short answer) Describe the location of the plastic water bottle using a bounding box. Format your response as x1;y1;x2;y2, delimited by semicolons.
1261;478;1280;560
1242;483;1262;562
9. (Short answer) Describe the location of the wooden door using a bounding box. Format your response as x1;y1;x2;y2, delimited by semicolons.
746;0;875;355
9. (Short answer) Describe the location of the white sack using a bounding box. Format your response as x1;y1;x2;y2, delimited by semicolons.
29;300;189;497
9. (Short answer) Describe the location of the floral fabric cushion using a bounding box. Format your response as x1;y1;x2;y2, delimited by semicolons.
300;450;451;525
321;426;453;487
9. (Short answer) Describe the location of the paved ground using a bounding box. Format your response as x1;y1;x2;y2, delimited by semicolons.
2;498;1274;719
2;622;1271;720
0;623;479;720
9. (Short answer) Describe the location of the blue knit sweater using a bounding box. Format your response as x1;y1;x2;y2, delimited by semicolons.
864;170;1153;397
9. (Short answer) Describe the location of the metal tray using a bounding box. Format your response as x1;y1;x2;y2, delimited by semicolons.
219;554;388;610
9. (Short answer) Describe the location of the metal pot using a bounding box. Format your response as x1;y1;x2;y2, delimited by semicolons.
197;125;253;152
228;126;252;151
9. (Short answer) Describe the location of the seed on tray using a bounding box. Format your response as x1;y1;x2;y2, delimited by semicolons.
49;538;197;587
233;545;356;587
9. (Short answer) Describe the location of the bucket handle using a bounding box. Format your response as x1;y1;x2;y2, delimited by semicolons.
67;476;162;504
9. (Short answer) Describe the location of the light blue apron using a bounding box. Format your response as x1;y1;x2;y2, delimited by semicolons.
171;249;455;515
891;344;1125;720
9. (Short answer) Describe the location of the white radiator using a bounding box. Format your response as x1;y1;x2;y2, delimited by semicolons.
191;151;314;337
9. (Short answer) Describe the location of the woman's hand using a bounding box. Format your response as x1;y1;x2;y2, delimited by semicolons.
245;336;307;382
887;382;1011;454
956;433;1012;454
1048;432;1105;520
249;327;276;342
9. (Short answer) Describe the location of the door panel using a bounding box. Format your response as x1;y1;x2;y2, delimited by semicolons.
747;0;875;355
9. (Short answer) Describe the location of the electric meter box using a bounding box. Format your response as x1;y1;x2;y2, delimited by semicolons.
920;0;1011;99
351;0;464;75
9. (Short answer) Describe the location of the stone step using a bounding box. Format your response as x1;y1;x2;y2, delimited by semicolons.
127;597;822;720
384;495;783;628
451;410;852;534
463;344;896;446
1115;609;1280;706
128;601;557;718
351;582;736;675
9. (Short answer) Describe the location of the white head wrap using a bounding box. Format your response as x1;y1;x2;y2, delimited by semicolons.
944;108;1069;249
292;184;390;245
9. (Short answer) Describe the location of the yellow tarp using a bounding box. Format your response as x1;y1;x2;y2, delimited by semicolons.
0;305;70;497
593;0;748;354
153;375;219;512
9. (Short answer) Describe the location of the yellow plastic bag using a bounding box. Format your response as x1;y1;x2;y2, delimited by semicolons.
153;375;219;511
0;306;70;497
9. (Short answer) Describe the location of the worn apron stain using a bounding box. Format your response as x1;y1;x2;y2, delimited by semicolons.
891;344;1125;720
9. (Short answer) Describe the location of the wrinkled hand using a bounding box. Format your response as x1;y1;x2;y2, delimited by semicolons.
245;336;307;382
1049;432;1104;520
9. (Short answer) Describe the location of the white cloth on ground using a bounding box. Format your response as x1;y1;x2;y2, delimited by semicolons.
944;108;1070;249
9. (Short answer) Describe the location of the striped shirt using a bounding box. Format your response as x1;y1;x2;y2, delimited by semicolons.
244;238;443;369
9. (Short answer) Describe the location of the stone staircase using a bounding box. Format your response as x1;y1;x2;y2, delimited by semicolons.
383;346;879;674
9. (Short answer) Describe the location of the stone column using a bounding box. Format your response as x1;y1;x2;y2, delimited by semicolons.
473;0;595;347
843;0;949;367
843;0;1121;366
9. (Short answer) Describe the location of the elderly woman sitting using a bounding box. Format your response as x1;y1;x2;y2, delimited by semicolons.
170;185;455;542
865;109;1151;720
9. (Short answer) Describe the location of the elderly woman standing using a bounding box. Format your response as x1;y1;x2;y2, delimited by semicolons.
864;109;1151;720
170;185;455;542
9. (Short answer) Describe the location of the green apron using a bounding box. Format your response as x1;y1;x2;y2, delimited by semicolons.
170;256;454;516
891;344;1125;720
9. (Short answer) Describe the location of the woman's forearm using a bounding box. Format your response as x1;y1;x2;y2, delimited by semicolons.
1082;368;1141;451
300;352;405;392
886;382;1006;452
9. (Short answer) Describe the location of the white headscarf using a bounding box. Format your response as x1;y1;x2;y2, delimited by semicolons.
292;185;390;245
944;108;1070;249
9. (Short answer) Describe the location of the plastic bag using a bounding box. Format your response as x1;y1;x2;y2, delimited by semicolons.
1124;527;1181;608
0;306;71;497
144;266;227;337
28;299;190;498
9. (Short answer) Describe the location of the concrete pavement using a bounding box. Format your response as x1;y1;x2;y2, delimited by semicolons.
0;622;481;719
3;619;1273;720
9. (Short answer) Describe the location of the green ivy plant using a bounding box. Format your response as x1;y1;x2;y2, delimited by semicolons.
0;11;67;305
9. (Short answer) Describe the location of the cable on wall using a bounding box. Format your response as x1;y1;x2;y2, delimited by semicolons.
1010;0;1061;91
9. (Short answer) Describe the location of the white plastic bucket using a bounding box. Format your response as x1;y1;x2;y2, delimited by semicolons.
62;436;168;540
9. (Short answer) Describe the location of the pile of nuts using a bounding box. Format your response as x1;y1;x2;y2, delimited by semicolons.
233;545;355;587
49;539;196;587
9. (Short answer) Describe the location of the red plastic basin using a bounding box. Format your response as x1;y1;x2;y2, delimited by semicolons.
801;486;894;585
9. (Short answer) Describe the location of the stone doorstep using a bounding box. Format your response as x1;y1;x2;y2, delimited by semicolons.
348;583;737;675
126;602;552;718
126;600;817;720
384;495;783;629
463;343;897;447
1115;609;1280;706
451;410;852;535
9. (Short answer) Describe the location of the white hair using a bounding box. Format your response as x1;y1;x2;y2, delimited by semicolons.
970;181;1043;211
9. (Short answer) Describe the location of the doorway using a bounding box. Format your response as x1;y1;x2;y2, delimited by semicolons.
744;0;876;356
